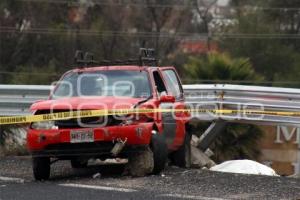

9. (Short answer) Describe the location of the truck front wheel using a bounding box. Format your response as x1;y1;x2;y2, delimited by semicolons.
32;157;50;181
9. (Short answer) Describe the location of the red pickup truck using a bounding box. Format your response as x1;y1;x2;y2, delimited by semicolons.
27;49;191;180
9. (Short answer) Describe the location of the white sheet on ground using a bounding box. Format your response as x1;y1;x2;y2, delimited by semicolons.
210;160;278;176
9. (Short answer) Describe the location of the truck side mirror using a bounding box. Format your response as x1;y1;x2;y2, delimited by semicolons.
160;95;175;103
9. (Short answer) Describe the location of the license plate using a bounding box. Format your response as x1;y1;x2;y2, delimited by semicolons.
70;129;94;143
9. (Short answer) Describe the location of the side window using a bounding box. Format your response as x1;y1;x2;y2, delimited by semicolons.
153;71;167;96
162;70;182;98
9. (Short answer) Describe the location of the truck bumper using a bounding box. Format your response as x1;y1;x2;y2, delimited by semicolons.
27;122;153;157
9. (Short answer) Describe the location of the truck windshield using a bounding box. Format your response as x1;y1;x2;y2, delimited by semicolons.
52;70;151;99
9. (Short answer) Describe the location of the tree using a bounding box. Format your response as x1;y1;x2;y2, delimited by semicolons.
127;0;192;61
184;52;264;162
191;0;217;50
221;0;300;86
0;0;194;84
0;0;74;83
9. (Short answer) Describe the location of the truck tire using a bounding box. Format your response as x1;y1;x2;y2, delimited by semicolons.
170;131;191;168
150;132;168;174
126;146;154;177
71;159;88;168
33;157;50;181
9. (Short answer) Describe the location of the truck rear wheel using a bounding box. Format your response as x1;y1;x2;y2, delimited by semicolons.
150;131;168;174
32;157;50;181
170;131;191;168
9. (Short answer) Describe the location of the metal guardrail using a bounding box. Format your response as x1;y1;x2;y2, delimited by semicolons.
183;84;300;126
0;85;51;116
2;84;300;126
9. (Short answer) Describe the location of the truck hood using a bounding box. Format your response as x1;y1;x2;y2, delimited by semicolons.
30;96;143;111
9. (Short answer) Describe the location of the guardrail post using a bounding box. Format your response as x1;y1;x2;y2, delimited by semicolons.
198;121;227;151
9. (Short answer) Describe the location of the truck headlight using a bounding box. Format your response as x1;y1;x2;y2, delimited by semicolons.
31;121;58;130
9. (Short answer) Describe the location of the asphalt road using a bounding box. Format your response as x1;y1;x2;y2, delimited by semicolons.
0;156;300;200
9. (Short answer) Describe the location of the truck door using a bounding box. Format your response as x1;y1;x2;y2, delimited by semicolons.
152;70;177;148
161;68;186;150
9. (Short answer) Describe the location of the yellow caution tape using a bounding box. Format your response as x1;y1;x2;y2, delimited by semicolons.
1;108;300;125
0;108;172;125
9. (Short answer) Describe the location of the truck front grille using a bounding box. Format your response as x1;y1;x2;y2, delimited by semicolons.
35;110;122;128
